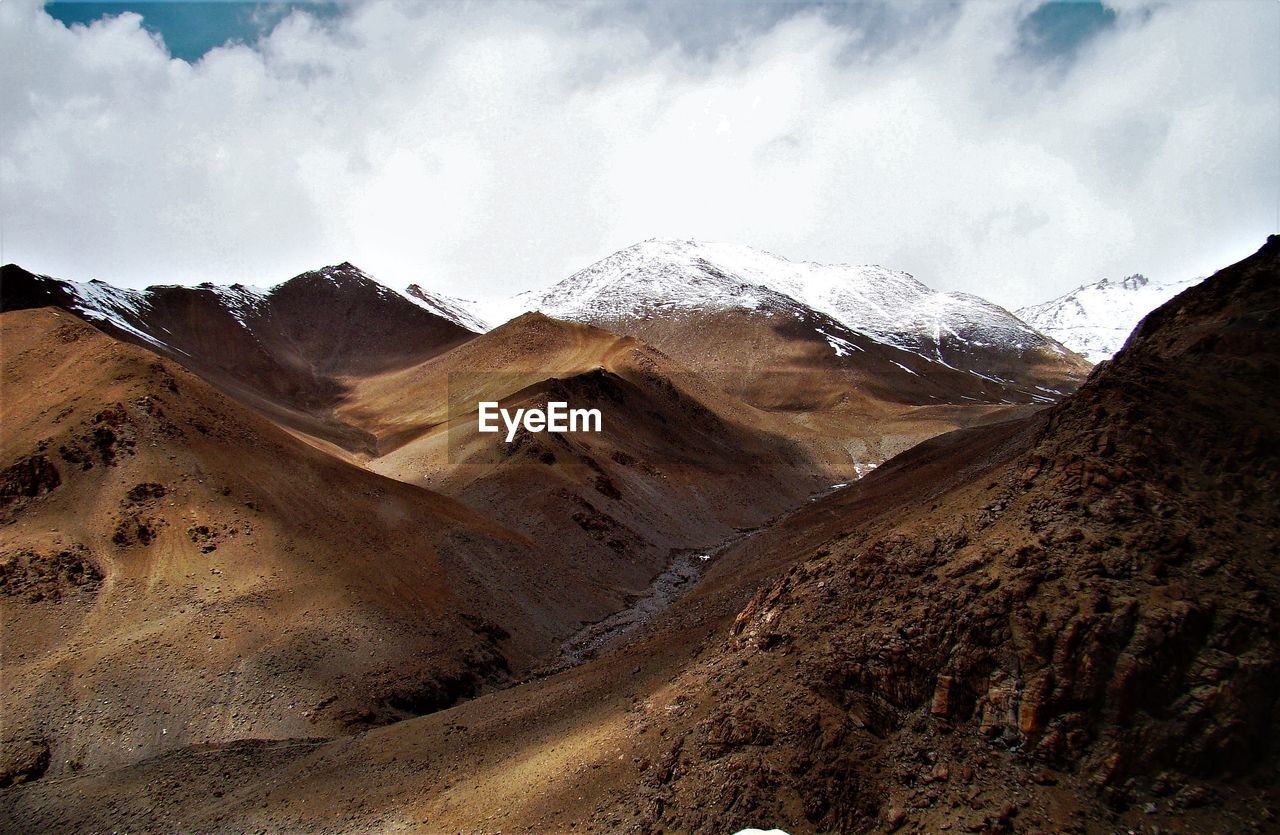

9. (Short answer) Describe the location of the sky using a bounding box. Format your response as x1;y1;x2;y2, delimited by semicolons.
2;0;1277;311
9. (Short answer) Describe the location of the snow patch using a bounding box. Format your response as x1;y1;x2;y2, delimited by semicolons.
64;280;187;354
852;461;879;480
817;329;862;357
400;284;490;332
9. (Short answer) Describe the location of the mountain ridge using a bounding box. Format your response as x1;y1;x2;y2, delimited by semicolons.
502;238;1076;369
0;262;478;452
1017;271;1203;363
490;238;1091;409
484;239;1090;413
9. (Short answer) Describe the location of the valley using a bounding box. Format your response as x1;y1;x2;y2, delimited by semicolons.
6;0;1276;828
1;237;1277;833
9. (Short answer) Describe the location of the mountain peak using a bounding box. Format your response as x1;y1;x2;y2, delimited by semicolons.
272;263;396;299
1017;271;1202;363
315;262;375;283
1;262;35;278
519;239;1056;369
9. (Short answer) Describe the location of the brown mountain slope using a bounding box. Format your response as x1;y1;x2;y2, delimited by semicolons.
340;311;1034;520
1;263;1054;483
338;312;832;621
590;303;1087;412
590;234;1280;831
0;307;626;783
10;237;1273;833
548;303;1081;479
0;263;476;453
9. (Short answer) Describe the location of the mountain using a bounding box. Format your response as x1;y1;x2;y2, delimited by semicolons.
0;306;570;780
523;239;1057;364
7;301;817;782
0;262;477;451
0;255;1082;479
502;239;1090;410
0;269;826;782
13;238;1274;833
328;311;832;623
597;235;1280;831
1017;272;1203;363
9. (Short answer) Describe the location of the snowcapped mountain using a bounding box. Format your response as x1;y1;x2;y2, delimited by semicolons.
1;262;479;355
1017;273;1203;364
44;261;492;339
402;284;490;332
486;239;1091;410
58;277;279;353
509;238;1072;371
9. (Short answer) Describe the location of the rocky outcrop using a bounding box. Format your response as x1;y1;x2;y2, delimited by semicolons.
0;454;61;506
0;546;101;603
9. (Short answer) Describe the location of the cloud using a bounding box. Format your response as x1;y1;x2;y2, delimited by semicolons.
1;0;1276;310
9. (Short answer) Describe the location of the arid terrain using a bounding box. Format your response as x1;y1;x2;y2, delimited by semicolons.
1;237;1277;834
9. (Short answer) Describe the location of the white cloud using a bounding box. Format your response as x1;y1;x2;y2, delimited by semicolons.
1;0;1275;310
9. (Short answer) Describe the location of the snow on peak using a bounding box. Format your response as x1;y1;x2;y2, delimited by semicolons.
523;239;802;322
193;282;271;327
323;261;370;280
401;284;490;332
1017;273;1202;364
284;262;382;290
61;278;196;354
512;238;1056;364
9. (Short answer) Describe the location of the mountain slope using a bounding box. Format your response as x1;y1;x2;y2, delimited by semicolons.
0;263;477;452
17;237;1275;833
596;234;1280;831
1;257;1075;480
0;306;634;782
1017;272;1203;363
402;284;490;332
332;312;833;622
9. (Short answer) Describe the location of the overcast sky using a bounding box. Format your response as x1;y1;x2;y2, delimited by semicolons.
2;0;1277;310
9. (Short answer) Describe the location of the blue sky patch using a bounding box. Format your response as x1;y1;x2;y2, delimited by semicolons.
45;1;342;62
1019;1;1118;62
46;1;1122;65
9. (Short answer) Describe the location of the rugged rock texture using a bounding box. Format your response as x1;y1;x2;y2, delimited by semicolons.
614;236;1280;832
